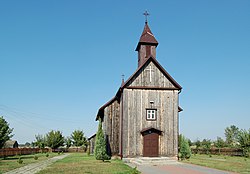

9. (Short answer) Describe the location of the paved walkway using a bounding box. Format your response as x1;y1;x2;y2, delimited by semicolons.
4;154;69;174
127;162;237;174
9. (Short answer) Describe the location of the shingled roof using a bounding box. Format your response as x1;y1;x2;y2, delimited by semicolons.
136;22;158;51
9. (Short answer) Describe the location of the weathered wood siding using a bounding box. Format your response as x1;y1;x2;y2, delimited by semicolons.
102;100;120;155
128;61;175;88
138;45;156;67
122;88;179;157
89;136;96;154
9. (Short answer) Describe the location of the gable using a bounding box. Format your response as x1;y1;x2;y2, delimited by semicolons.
126;58;180;89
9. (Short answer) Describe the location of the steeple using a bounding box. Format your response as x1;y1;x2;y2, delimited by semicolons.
136;12;158;67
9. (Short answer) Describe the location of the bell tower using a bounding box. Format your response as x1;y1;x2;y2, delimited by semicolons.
136;11;158;67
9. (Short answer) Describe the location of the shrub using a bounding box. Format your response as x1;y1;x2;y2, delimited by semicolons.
178;134;192;160
34;155;38;160
17;156;23;164
46;153;49;157
130;167;140;174
94;118;111;161
237;129;250;158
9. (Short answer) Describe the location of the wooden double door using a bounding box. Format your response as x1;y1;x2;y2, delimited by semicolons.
143;132;159;157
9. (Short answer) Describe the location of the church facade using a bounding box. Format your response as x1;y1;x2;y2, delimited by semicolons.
95;21;182;158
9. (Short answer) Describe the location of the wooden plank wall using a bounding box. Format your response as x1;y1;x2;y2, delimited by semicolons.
103;100;120;155
128;61;175;88
122;88;179;157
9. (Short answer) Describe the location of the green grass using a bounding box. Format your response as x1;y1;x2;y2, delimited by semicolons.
183;154;250;174
0;152;59;173
37;153;140;174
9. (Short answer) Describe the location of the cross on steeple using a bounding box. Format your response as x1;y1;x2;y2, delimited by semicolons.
143;10;150;23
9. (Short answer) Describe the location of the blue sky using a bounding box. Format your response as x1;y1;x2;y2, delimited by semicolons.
0;1;249;144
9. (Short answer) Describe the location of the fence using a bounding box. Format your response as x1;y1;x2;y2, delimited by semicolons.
67;147;86;153
192;148;243;156
0;148;49;157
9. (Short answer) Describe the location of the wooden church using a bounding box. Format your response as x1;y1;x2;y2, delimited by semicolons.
95;19;182;158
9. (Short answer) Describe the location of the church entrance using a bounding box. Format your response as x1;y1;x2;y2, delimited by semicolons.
143;132;159;157
141;127;162;157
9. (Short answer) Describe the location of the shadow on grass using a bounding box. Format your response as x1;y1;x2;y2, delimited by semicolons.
1;154;41;160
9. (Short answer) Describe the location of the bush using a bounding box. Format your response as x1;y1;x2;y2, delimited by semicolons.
17;156;23;164
130;167;140;174
34;155;38;160
243;148;250;158
46;153;49;157
94;119;111;161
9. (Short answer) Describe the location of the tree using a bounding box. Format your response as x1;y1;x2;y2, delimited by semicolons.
214;137;226;154
178;134;191;160
225;125;239;147
194;139;202;154
46;130;64;150
34;134;46;148
0;116;14;149
187;138;192;147
237;129;250;157
194;139;201;148
71;130;87;148
201;139;211;154
65;137;72;148
94;119;110;161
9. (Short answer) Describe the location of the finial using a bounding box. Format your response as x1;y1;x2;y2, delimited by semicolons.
121;74;125;85
143;10;150;23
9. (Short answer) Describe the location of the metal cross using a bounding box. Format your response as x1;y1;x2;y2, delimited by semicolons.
143;10;150;23
145;65;154;83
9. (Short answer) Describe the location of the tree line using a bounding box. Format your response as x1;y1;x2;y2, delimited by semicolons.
33;129;88;151
180;125;250;159
0;116;88;150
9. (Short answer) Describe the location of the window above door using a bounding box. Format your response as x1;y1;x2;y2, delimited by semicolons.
146;109;157;121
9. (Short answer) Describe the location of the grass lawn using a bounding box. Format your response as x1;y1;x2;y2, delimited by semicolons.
183;154;250;174
0;152;59;173
37;153;140;174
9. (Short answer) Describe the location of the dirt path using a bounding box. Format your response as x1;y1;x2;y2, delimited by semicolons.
4;153;69;174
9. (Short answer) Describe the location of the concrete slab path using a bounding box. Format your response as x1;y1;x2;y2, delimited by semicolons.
4;153;69;174
128;162;237;174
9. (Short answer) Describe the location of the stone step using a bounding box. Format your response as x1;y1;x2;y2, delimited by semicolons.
123;157;179;166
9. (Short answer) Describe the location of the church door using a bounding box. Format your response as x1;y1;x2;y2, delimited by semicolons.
143;132;159;157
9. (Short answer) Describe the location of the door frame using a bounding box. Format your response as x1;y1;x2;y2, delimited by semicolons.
140;127;162;157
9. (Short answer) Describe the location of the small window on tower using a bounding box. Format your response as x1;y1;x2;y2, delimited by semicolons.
146;109;157;121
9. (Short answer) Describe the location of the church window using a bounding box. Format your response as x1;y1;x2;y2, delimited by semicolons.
146;109;157;120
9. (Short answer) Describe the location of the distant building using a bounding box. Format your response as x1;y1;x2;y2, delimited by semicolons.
4;140;19;148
